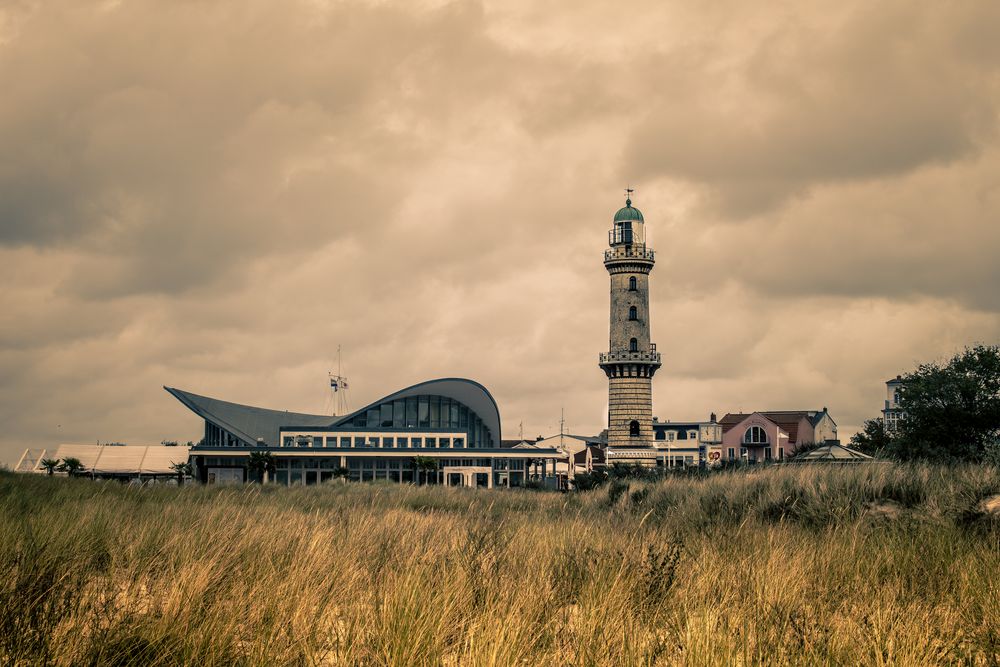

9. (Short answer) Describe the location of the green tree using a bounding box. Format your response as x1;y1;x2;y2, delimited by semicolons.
247;451;276;483
39;458;60;476
57;457;85;477
170;461;193;486
412;456;439;485
849;418;891;456
890;344;1000;462
571;469;608;491
332;466;350;481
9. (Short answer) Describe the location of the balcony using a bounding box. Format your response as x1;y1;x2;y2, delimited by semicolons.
604;246;655;262
599;350;662;365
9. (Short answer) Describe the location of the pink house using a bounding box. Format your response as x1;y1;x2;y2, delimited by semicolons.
719;409;838;462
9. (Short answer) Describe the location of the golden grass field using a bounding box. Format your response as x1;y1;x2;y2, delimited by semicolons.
2;463;999;666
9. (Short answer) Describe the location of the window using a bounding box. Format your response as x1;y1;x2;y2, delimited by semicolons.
655;430;665;440
728;447;735;460
406;397;418;428
629;338;638;352
340;436;351;447
764;449;772;460
440;438;451;448
778;448;784;460
418;397;430;428
668;432;675;441
354;436;365;448
313;436;323;448
743;425;768;445
628;276;637;291
689;431;698;440
412;437;423;447
426;437;437;448
382;437;395;447
628;306;637;321
398;437;409;448
629;420;640;437
282;436;293;447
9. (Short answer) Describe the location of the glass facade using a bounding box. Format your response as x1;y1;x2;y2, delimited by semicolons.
345;393;495;447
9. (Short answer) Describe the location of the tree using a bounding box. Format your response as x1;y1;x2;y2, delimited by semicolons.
849;418;891;456
170;461;193;486
571;469;608;491
247;451;276;483
40;458;60;476
57;457;85;477
890;345;1000;462
412;456;439;485
332;466;350;481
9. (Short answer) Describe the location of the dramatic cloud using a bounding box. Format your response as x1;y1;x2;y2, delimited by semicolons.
2;0;999;463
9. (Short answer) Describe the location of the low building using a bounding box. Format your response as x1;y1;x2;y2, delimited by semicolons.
15;443;191;482
167;378;566;488
790;442;873;462
651;414;724;467
720;409;838;463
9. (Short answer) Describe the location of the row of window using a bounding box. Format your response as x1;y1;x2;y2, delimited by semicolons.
655;429;700;441
726;447;784;461
280;434;466;449
346;394;492;447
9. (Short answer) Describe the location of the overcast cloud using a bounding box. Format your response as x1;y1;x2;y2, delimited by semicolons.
2;0;999;463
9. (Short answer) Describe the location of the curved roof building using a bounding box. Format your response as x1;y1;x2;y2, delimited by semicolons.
166;377;501;448
166;378;568;488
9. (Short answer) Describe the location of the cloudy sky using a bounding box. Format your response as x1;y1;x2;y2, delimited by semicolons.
2;0;999;463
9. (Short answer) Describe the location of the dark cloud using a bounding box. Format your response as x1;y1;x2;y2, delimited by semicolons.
623;2;1000;216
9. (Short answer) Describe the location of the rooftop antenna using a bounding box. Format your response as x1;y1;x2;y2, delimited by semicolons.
327;345;350;416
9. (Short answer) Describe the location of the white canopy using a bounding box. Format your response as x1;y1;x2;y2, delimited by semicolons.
24;444;191;475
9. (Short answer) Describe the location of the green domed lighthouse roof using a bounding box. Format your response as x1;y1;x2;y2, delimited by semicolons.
613;199;644;223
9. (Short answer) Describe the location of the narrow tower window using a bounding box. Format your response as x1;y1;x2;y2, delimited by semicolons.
628;276;637;291
629;338;638;352
629;420;640;437
628;306;637;321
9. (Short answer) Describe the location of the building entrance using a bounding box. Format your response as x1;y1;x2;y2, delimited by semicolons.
442;466;493;489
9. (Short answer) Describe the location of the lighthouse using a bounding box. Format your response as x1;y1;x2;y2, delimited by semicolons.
598;191;661;465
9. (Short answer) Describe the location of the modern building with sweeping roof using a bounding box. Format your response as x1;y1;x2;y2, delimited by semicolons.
167;378;567;488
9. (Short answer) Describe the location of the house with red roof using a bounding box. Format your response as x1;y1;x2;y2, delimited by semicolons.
719;409;838;463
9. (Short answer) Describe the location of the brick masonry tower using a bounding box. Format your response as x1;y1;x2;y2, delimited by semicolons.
599;192;661;465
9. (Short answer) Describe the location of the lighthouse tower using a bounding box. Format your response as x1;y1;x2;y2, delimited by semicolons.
599;191;661;465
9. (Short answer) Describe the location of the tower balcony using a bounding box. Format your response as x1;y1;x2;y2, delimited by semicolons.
604;245;655;269
599;350;662;365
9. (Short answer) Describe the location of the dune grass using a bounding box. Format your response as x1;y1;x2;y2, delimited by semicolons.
1;463;998;666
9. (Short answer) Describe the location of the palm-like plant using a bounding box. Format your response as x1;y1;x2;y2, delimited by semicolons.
170;461;193;486
412;456;439;486
247;451;276;484
57;457;85;477
39;458;60;476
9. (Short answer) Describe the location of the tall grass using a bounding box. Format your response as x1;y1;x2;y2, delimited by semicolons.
1;463;998;665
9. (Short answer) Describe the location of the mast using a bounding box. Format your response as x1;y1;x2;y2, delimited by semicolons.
328;345;350;416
